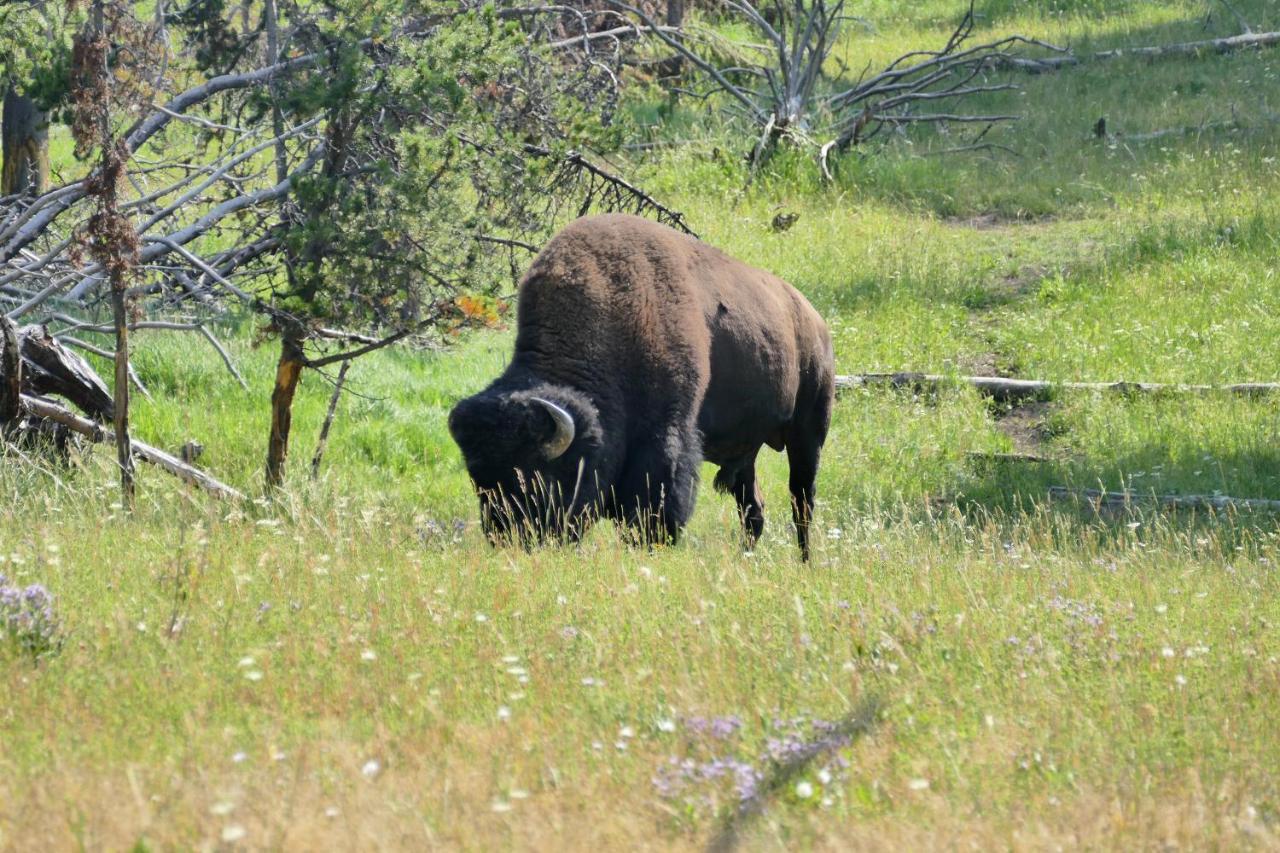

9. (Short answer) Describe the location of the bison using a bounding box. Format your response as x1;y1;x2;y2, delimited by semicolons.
448;213;834;559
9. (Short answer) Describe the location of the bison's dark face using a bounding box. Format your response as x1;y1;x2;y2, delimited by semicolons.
448;389;601;545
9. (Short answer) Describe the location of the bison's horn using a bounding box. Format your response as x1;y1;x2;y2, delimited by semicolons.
531;396;575;459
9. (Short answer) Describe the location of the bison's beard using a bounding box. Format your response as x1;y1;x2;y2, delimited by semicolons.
478;459;590;547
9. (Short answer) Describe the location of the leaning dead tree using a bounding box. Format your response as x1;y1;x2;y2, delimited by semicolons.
69;0;156;506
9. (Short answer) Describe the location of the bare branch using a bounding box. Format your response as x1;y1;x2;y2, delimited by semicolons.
304;328;416;369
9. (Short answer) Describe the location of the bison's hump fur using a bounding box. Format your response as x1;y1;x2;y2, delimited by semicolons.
448;213;834;558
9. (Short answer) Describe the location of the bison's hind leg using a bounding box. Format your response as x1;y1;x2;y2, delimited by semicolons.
715;452;765;549
785;394;833;562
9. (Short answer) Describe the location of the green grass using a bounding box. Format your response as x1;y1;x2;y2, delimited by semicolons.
5;0;1280;848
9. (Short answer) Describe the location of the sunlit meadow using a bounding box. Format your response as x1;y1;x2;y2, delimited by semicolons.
3;0;1280;849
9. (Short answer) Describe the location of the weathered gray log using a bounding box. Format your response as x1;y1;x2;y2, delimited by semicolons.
1048;486;1280;513
966;450;1048;464
18;393;244;501
835;373;1280;403
1005;30;1280;73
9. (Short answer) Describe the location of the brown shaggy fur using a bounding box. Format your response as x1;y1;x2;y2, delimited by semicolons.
448;213;834;558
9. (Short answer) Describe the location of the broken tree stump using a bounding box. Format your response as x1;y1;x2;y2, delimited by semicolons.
0;314;19;425
17;324;114;419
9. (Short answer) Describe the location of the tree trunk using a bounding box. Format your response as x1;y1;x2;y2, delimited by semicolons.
110;280;135;505
263;0;289;186
260;0;307;492
1;87;49;196
1048;486;1280;513
265;334;304;489
657;0;686;78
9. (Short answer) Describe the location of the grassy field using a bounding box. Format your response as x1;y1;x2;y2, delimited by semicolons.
4;0;1280;849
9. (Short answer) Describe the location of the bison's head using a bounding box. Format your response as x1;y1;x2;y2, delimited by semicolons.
448;387;602;545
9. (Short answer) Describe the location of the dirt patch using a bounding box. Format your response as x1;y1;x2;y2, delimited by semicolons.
957;348;1025;379
996;264;1049;299
993;399;1052;456
945;211;1057;230
958;351;1000;377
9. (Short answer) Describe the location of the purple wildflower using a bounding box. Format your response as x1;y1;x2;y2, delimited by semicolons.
0;574;61;660
685;715;742;740
653;711;861;816
710;715;742;739
1045;595;1104;628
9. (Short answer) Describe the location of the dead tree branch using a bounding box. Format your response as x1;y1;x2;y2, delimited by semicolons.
541;147;697;236
49;319;248;391
56;335;152;399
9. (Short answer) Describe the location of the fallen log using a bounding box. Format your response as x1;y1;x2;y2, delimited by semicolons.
835;372;1280;403
1004;30;1280;73
18;393;245;501
1048;486;1280;513
966;450;1048;464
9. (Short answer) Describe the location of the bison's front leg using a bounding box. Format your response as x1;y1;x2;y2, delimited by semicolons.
732;469;766;548
616;429;700;548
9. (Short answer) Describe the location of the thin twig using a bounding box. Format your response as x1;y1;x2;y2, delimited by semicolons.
310;360;350;480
